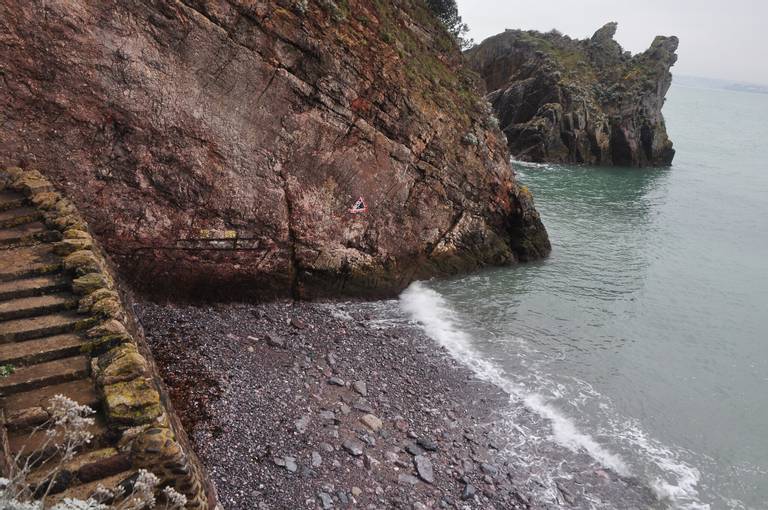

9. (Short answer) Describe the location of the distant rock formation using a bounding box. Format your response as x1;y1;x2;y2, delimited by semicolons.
466;23;678;167
0;0;549;300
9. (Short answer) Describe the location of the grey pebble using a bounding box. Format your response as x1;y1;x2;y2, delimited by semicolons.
294;415;310;433
398;474;420;485
342;439;364;457
414;455;434;484
352;380;367;396
353;400;374;413
265;332;285;348
318;492;333;509
405;443;424;456
416;438;438;451
481;462;498;476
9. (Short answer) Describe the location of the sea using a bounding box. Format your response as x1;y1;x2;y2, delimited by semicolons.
398;84;768;509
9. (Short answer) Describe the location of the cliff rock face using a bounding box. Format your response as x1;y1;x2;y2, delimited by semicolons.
0;0;549;300
466;23;678;167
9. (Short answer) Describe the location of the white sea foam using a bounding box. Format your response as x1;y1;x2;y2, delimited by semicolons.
619;422;709;510
399;282;629;476
511;159;553;170
399;281;712;509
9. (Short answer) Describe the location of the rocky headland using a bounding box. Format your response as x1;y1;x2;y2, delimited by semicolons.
0;0;549;301
466;23;678;167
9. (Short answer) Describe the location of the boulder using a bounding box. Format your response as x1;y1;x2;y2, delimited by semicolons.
102;377;162;425
63;250;102;276
360;414;383;432
78;289;120;313
53;237;94;256
96;343;148;385
72;273;111;295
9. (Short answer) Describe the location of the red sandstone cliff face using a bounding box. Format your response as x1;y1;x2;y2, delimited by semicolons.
0;0;550;300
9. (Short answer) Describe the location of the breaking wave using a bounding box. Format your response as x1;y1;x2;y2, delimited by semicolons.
399;281;710;509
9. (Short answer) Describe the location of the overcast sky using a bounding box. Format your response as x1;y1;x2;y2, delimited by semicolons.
457;0;768;85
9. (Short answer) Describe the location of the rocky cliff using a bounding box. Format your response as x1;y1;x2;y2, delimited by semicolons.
466;23;678;167
0;0;549;300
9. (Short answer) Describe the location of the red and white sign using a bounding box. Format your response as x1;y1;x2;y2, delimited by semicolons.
348;196;367;214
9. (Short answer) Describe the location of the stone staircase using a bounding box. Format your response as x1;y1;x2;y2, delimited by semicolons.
0;168;214;508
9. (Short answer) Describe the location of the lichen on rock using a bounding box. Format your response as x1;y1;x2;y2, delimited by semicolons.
86;319;129;340
10;169;52;195
63;229;93;241
466;23;678;167
30;191;60;210
72;272;111;295
49;214;86;232
90;297;124;320
96;343;148;385
103;377;162;425
0;166;211;508
78;289;120;313
53;237;94;256
63;250;103;276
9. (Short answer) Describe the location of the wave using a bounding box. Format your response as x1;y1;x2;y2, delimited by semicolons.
511;159;556;170
399;281;710;509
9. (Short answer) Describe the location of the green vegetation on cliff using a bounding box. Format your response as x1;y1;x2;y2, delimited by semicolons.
424;0;473;48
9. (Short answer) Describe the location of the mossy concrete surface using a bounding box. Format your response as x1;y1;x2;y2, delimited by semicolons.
0;167;215;508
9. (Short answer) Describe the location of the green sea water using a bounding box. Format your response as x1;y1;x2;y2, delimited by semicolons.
400;85;768;508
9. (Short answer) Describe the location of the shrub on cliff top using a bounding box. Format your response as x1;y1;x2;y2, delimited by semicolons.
425;0;473;49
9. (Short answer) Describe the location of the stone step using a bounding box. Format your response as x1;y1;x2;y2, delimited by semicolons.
0;356;90;396
0;222;60;247
27;447;133;496
0;244;62;282
0;312;88;343
0;191;25;212
2;378;99;417
46;470;136;506
0;293;78;321
8;415;108;466
0;206;42;228
0;274;70;302
0;334;86;366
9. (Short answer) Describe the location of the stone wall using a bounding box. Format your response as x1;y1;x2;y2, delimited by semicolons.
0;167;216;508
